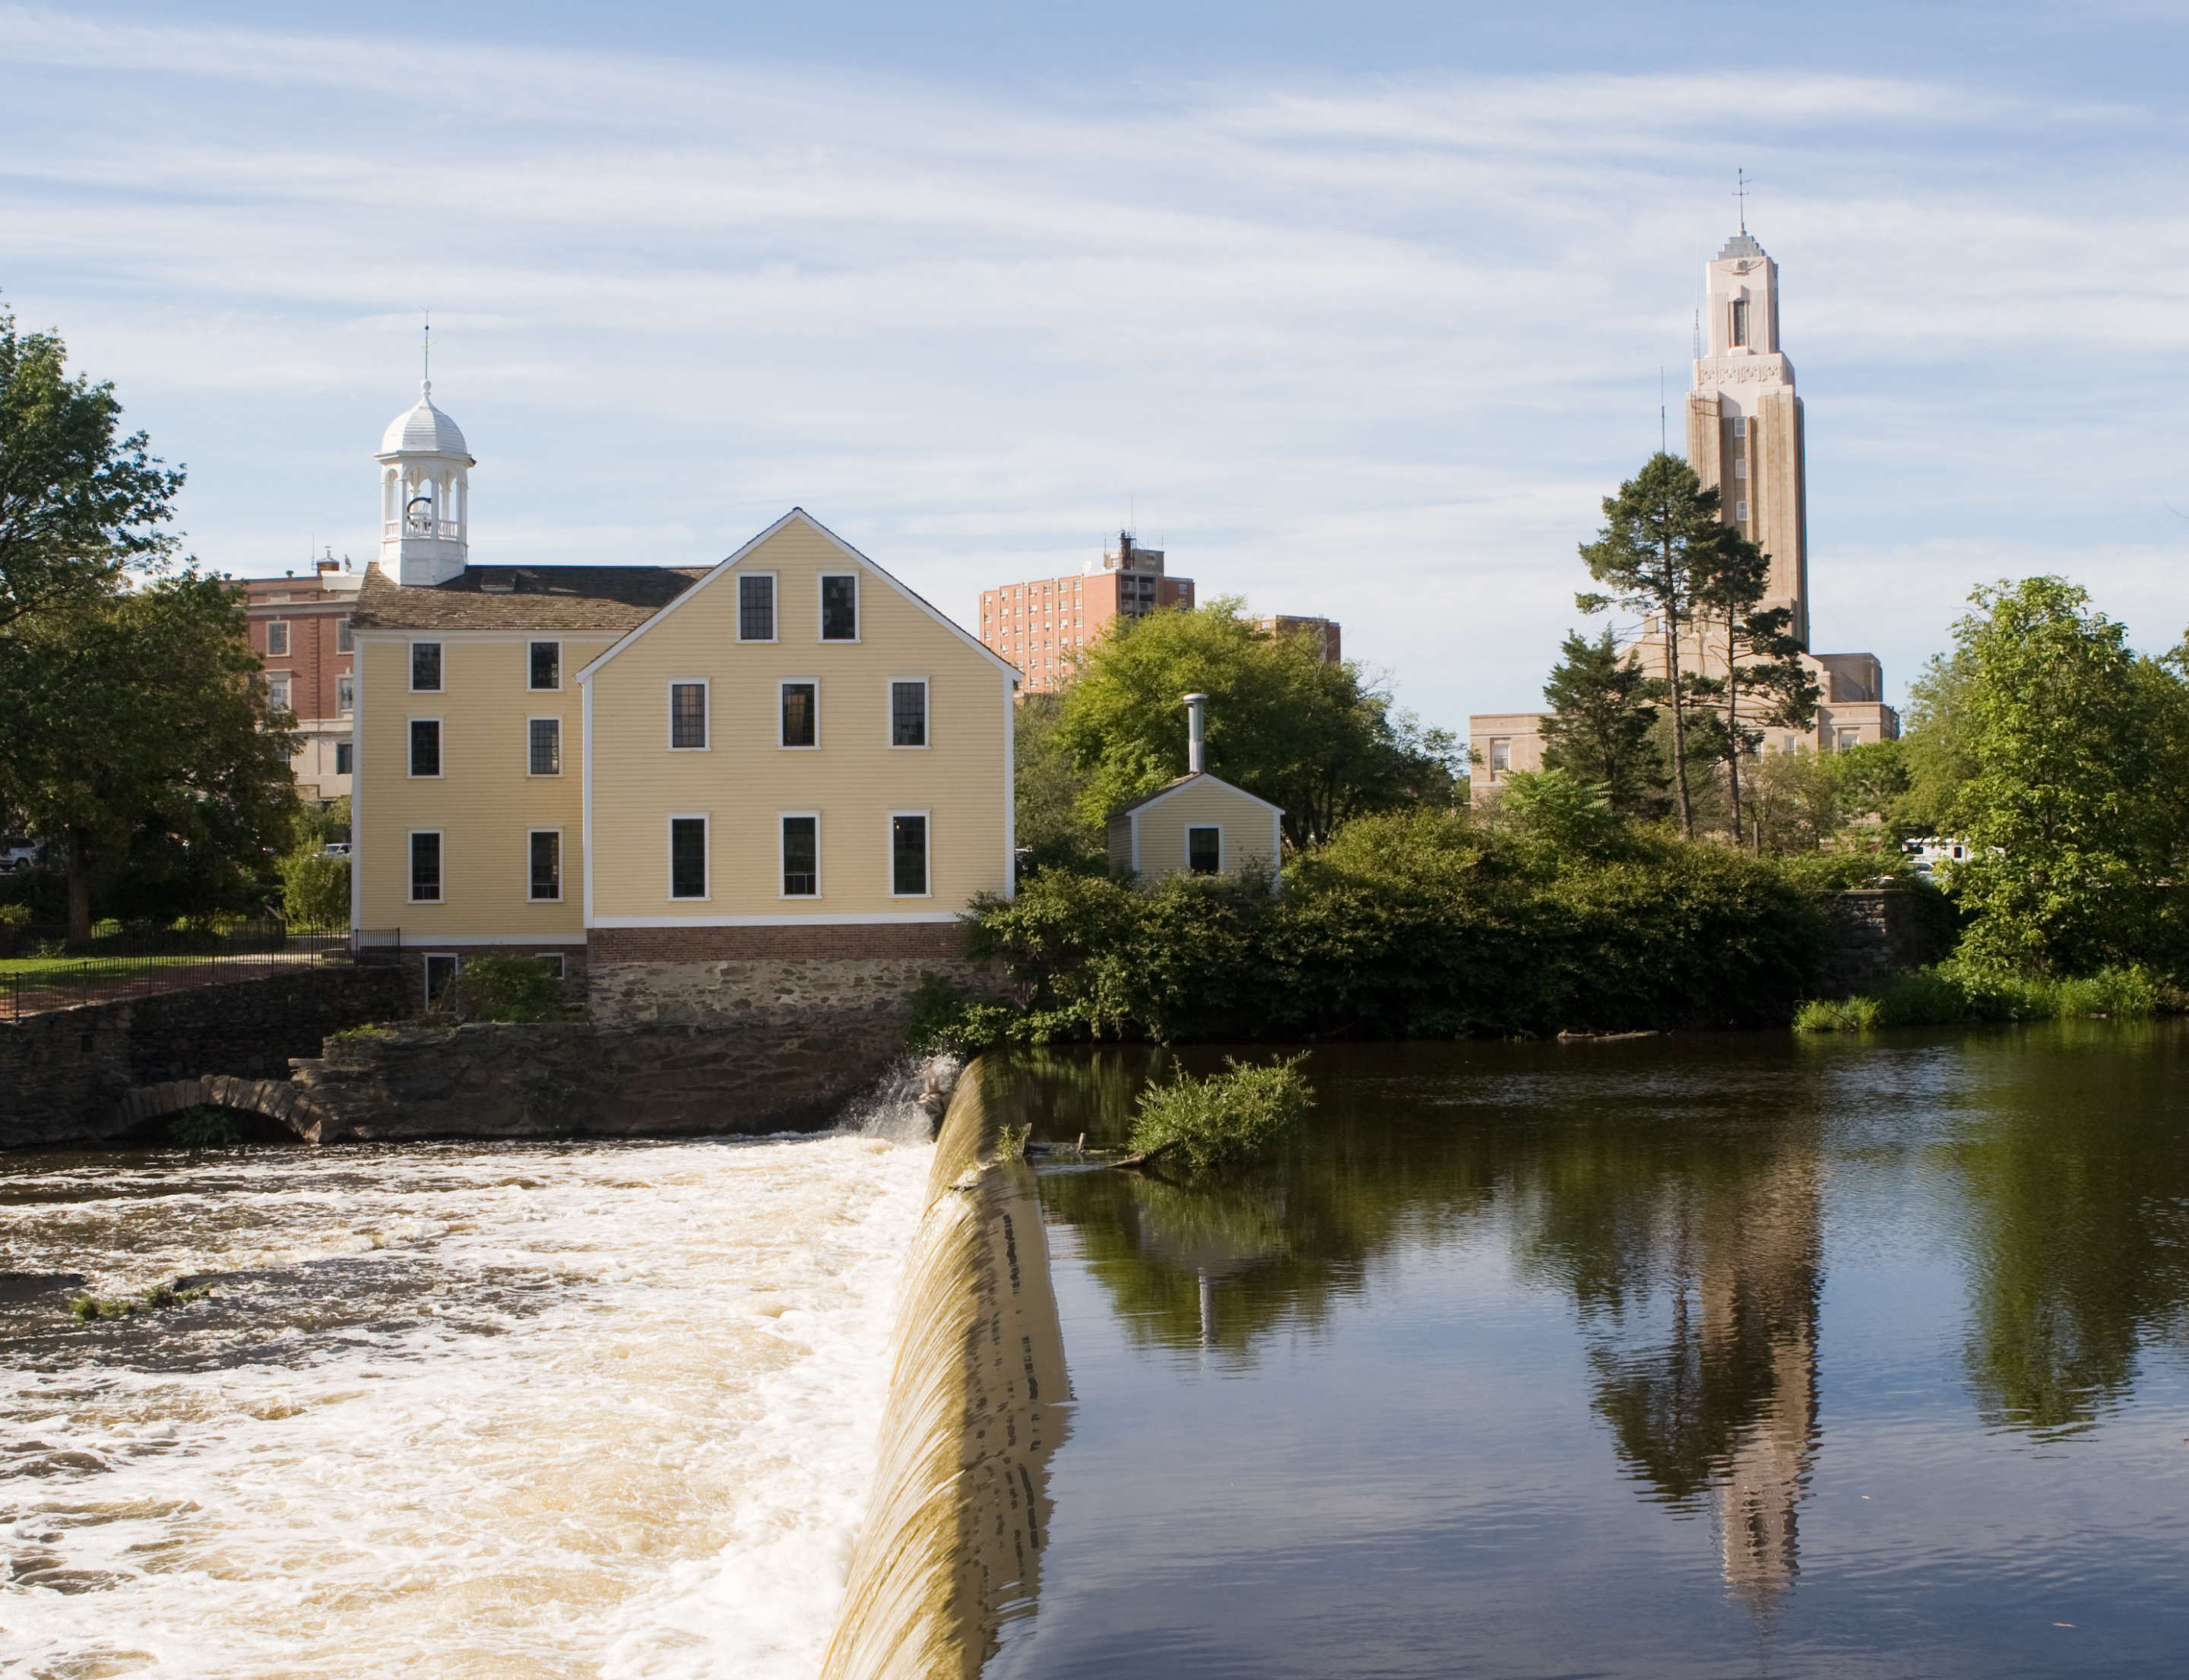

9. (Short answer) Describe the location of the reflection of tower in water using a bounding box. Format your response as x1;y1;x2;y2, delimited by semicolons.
1582;1135;1823;1609
1702;1152;1822;1605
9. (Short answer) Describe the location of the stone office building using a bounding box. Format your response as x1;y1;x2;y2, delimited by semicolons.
1470;223;1899;802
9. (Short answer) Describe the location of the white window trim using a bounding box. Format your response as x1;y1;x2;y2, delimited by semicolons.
529;639;563;692
409;830;445;903
889;808;932;899
1186;823;1224;873
667;677;711;752
336;676;355;715
779;677;821;750
526;714;564;778
408;715;444;779
528;827;563;902
266;620;290;657
267;674;293;710
739;570;780;643
780;810;821;899
817;572;860;643
667;811;710;902
410;640;444;693
889;676;930;749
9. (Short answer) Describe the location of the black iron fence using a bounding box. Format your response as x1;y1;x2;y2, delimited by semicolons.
0;921;381;1022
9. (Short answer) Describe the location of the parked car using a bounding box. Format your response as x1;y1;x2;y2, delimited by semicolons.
322;842;351;857
0;841;40;873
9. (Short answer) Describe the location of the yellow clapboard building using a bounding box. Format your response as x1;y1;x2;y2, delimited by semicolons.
349;385;1015;1012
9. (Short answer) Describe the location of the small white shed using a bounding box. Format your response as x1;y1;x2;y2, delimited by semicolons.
1105;772;1285;885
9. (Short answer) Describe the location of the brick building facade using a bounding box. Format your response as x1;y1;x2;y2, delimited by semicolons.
242;557;361;804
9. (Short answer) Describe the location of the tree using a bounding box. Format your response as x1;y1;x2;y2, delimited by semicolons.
1576;453;1752;838
1014;694;1104;873
1938;577;2187;974
1537;627;1666;819
0;572;299;946
1056;601;1459;849
0;300;182;632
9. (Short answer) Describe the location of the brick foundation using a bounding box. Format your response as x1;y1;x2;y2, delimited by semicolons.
587;921;969;963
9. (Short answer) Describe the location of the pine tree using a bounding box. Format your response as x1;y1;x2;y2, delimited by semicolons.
1538;627;1667;819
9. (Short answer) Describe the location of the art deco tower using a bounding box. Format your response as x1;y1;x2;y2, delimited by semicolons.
1686;228;1809;648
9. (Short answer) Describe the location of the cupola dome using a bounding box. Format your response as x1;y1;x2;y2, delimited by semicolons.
380;383;472;458
375;380;475;586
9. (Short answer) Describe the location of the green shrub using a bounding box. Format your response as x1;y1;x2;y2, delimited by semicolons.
1129;1054;1313;1173
968;812;1833;1042
278;843;350;928
433;955;572;1023
1795;962;2161;1031
169;1107;242;1149
0;902;30;956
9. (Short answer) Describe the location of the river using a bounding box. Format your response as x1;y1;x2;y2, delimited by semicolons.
1;1130;930;1678
10;1026;2189;1678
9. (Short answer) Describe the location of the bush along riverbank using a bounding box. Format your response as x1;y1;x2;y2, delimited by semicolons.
1795;962;2163;1032
914;810;1896;1046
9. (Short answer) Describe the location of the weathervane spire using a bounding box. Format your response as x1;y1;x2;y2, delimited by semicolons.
422;308;432;396
1734;168;1750;234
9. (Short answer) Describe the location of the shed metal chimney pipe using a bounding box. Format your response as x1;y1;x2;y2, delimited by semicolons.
1183;692;1208;775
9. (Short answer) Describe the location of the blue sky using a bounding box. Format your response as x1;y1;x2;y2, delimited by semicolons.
7;2;2189;738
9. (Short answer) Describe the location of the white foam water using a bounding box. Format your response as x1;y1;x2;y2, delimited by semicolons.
0;1131;932;1678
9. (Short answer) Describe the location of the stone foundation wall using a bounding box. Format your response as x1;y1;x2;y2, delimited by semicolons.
1821;887;1947;997
590;955;989;1029
0;966;413;1149
588;922;968;962
287;1019;911;1142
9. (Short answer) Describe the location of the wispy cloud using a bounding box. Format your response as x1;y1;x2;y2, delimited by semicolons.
4;4;2186;728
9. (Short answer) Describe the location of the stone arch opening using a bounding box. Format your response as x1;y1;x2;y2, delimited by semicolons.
109;1076;332;1146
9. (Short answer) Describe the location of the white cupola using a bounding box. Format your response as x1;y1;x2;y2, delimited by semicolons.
375;382;474;585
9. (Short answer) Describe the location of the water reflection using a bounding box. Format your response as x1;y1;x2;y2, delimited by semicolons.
997;1029;2189;1615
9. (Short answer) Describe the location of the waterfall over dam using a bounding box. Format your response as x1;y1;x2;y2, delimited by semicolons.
822;1060;1073;1680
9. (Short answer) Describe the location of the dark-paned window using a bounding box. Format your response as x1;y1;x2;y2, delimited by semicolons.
411;642;442;691
891;680;927;746
781;682;817;747
670;683;708;749
820;575;857;641
1188;826;1221;875
335;741;353;775
530;831;561;901
740;574;775;641
410;718;441;777
530;642;559;689
782;816;818;896
529;717;561;775
423;953;457;1003
670;817;707;899
892;814;928;896
410;832;442;901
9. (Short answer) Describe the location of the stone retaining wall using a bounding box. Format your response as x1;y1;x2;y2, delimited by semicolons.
589;954;990;1029
1821;887;1947;997
287;1019;909;1142
0;966;411;1149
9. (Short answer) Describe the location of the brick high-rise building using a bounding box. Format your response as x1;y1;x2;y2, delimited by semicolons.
977;533;1193;694
242;556;363;804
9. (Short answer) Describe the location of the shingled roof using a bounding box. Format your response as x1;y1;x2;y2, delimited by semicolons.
349;563;709;632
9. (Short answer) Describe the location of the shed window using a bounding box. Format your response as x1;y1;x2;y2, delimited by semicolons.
1188;826;1221;875
740;574;775;641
